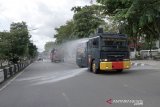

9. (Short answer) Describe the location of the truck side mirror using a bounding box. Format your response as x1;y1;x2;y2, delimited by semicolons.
97;28;103;33
93;40;98;46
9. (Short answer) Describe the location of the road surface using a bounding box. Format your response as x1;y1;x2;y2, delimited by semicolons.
0;60;160;107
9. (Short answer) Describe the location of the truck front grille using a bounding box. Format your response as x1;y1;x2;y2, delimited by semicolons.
100;51;129;61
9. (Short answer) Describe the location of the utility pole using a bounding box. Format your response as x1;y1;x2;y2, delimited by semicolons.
90;0;93;4
159;35;160;49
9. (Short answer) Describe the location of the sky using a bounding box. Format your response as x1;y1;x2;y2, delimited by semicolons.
0;0;95;52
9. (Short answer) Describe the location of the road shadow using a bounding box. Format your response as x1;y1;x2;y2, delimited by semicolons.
84;69;133;76
98;70;132;75
95;68;160;76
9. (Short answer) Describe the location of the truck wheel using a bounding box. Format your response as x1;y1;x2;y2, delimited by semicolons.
92;61;99;74
117;69;123;72
88;62;92;72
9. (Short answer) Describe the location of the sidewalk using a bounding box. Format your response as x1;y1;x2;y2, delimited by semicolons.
131;60;160;68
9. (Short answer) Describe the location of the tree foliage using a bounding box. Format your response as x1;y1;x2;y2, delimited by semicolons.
97;0;160;50
0;21;38;64
54;5;104;43
44;41;55;52
10;22;30;57
72;5;104;38
55;20;74;44
0;32;11;60
54;0;160;53
28;42;38;58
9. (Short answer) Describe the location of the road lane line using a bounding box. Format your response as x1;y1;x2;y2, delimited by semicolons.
62;92;71;107
123;83;147;95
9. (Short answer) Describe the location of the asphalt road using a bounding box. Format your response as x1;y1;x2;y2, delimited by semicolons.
0;60;160;107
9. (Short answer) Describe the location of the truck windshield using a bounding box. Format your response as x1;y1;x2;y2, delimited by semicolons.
101;38;128;50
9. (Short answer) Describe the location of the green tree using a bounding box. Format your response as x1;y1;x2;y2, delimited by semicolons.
10;21;30;57
54;5;104;43
0;32;11;66
97;0;160;53
55;20;74;44
44;41;55;52
0;22;37;65
72;5;104;38
28;42;38;59
8;21;32;63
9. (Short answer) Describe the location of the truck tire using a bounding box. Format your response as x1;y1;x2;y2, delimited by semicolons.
92;60;99;74
88;61;92;72
117;69;123;72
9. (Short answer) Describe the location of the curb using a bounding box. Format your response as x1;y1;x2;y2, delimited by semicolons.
0;60;32;84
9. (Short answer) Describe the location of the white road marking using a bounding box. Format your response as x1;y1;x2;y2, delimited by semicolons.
62;92;71;107
62;93;70;101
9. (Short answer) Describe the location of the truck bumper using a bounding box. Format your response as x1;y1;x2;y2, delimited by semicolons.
100;61;131;70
